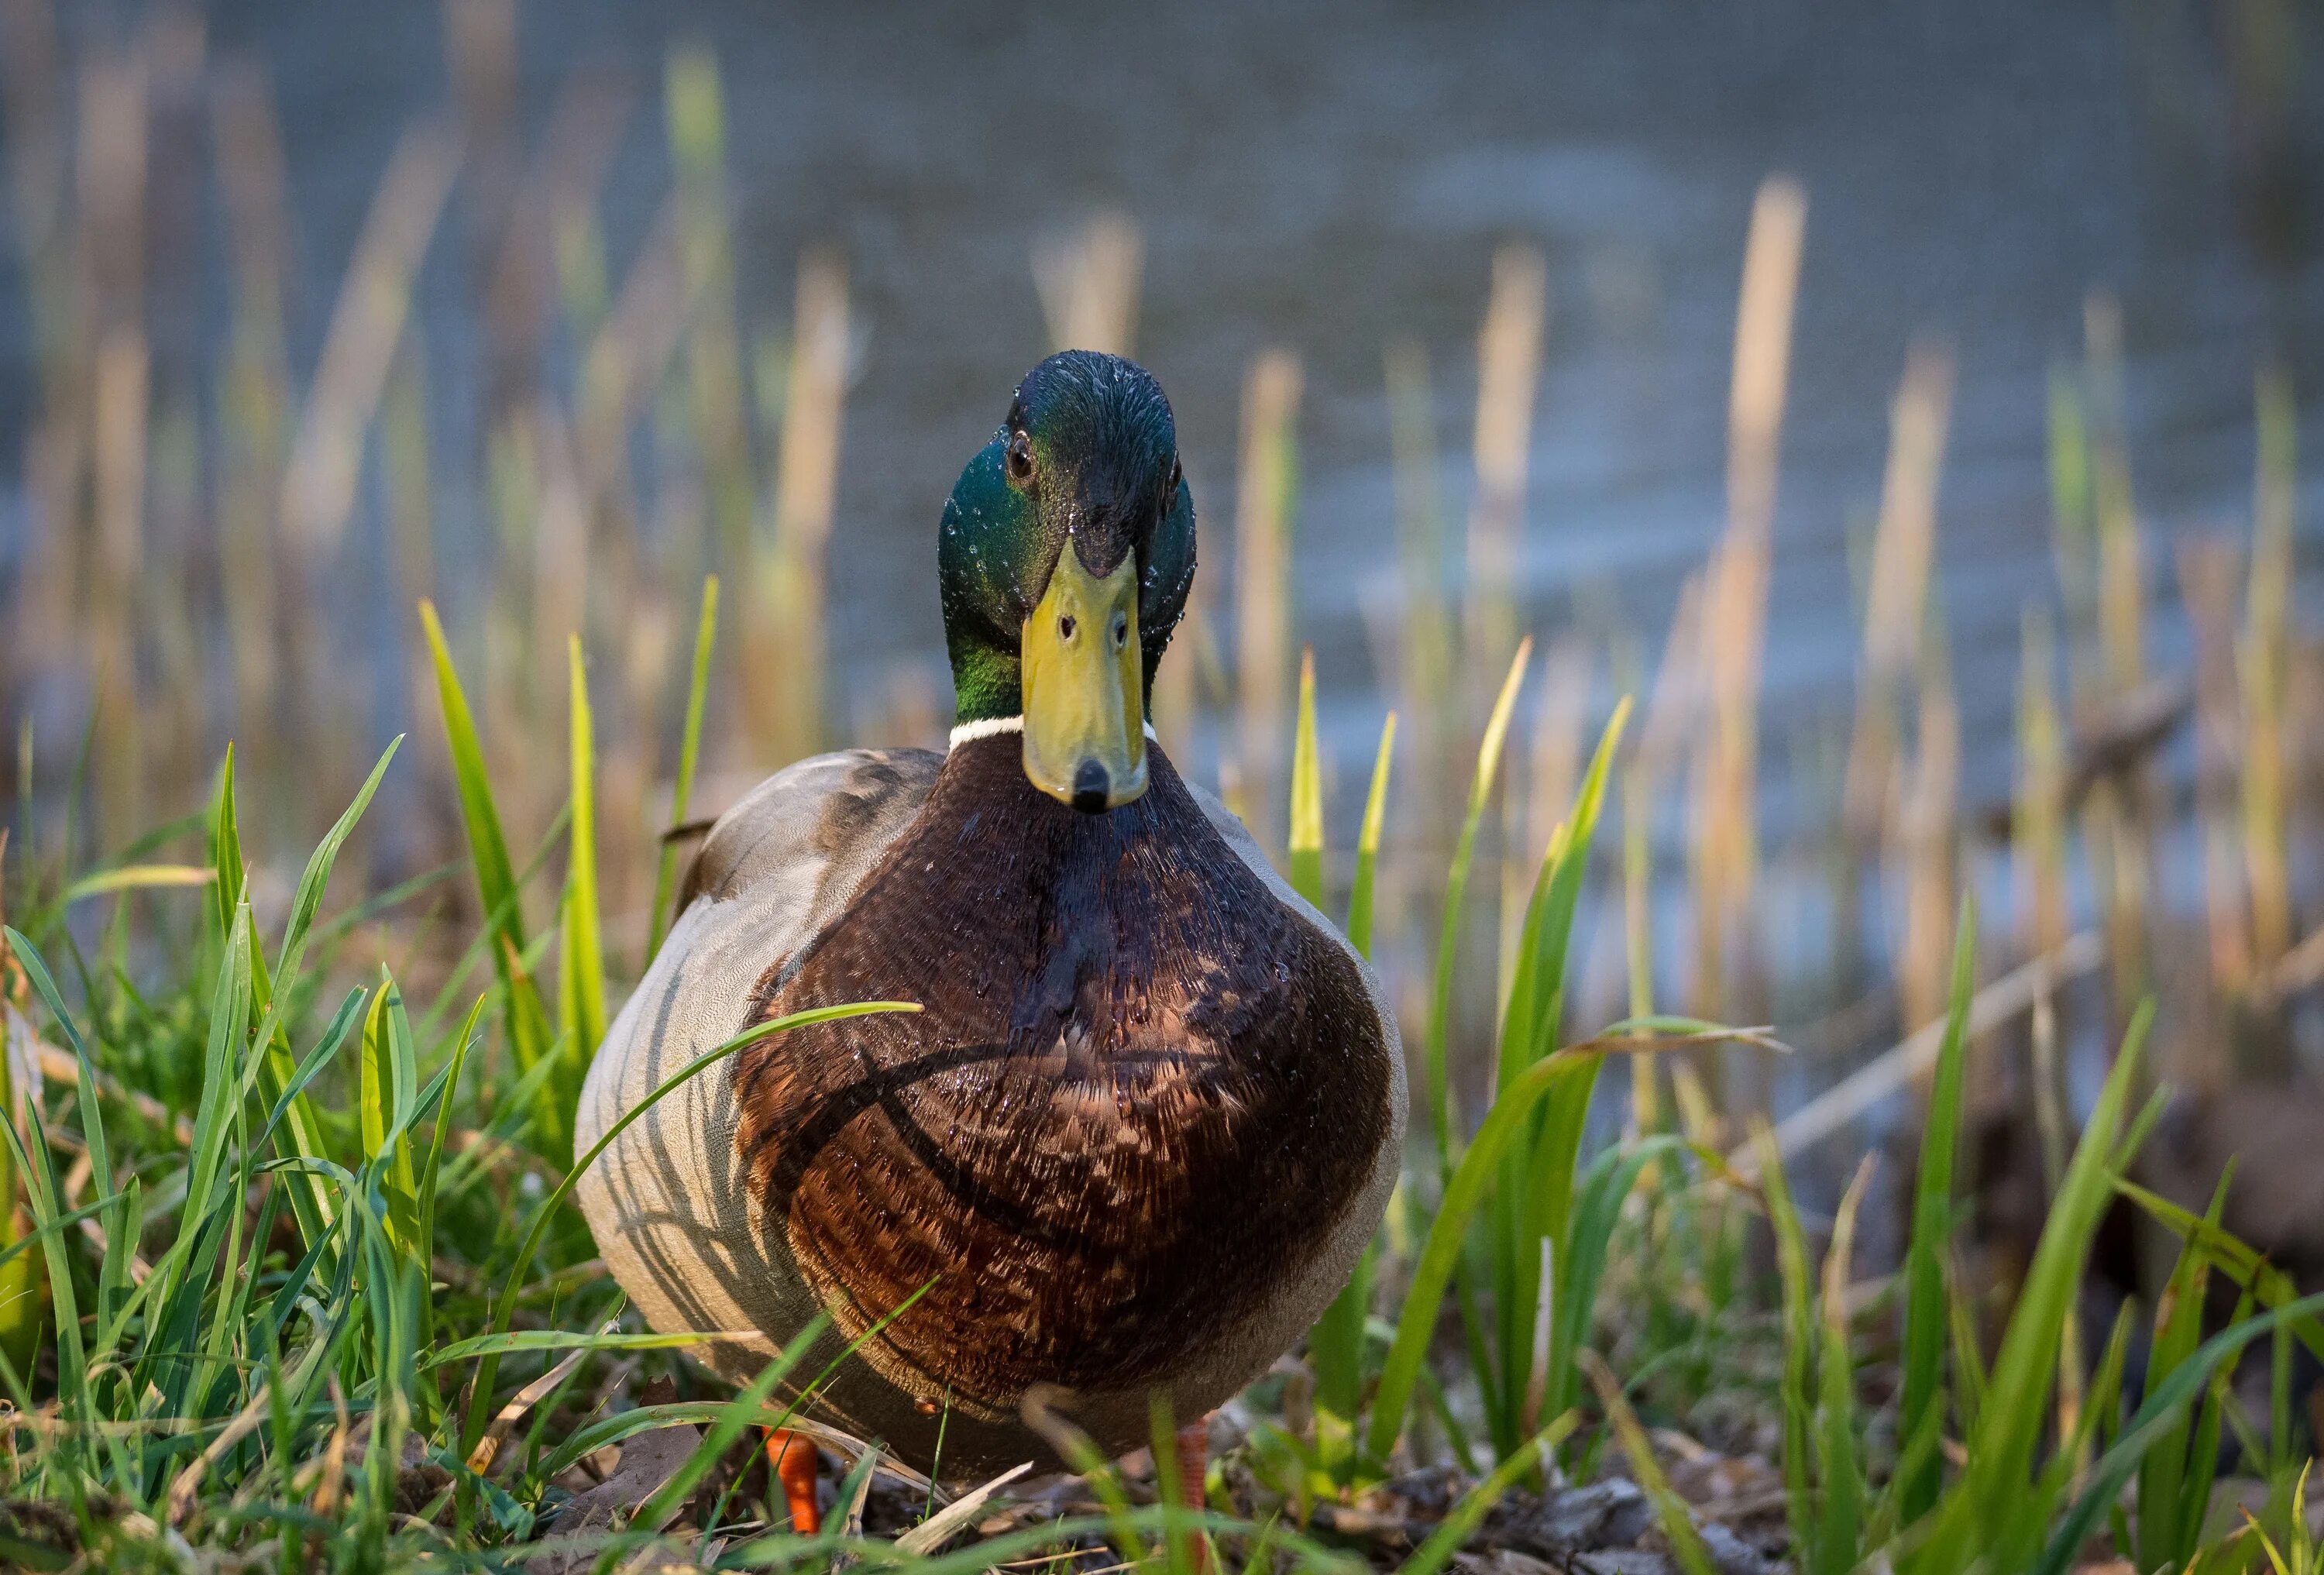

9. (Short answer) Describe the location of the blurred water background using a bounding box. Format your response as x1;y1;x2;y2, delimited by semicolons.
7;2;2318;782
5;0;2324;1212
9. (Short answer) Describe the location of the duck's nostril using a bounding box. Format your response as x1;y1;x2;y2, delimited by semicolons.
1071;760;1109;814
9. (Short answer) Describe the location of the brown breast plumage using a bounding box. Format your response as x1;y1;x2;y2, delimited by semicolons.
731;736;1391;1421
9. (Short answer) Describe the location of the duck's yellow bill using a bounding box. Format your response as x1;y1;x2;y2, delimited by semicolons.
1021;545;1146;813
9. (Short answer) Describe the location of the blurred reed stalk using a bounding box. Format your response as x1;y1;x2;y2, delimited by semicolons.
81;49;149;848
2009;601;2078;1205
1463;247;1549;1005
1386;338;1458;851
1464;245;1546;693
443;0;521;416
1036;211;1144;357
665;45;753;570
210;60;294;771
744;253;851;767
2078;293;2157;1008
1149;521;1208;771
140;8;207;814
277;119;462;575
1843;342;1951;886
1628;574;1707;1137
2246;365;2296;973
282;119;462;817
1034;208;1153;752
382;331;438;776
2014;608;2071;964
2180;535;2253;1009
1852;341;1957;1031
1233;349;1301;852
1690;174;1804;1020
1894;618;1960;1035
2085;294;2146;700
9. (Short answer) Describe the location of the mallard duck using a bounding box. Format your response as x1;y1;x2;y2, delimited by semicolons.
576;351;1404;1498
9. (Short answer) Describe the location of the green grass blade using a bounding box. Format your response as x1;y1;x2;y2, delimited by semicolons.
1752;1119;1818;1564
1320;1245;1367;1440
1288;647;1324;906
1545;1132;1689;1431
1899;892;1976;1526
0;1094;86;1431
1501;697;1630;1085
2138;1167;2235;1572
251;988;366;1152
0;1030;40;1381
209;742;243;942
1279;654;1376;1471
1424;638;1532;1183
421;600;522;947
561;634;607;1067
2081;1297;2137;1474
1345;711;1397;958
3;930;114;1215
1150;1392;1201;1575
2115;1180;2324;1367
5;926;131;1371
249;738;402;1243
1363;1040;1593;1466
2175;1284;2248;1566
1396;1411;1579;1575
420;600;556;1142
417;995;487;1271
1945;1258;1986;1441
1587;1351;1717;1575
156;906;255;1326
357;974;422;1262
635;1352;792;1533
411;803;566;1046
58;864;214;905
1019;1387;1153;1566
648;574;719;965
1919;999;2154;1574
1487;698;1628;1447
1811;1157;1872;1575
2034;1293;2324;1575
266;738;402;999
419;1328;712;1369
526;1343;853;1482
554;637;607;1164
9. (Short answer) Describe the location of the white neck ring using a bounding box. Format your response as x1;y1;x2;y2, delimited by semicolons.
946;716;1160;752
947;715;1023;748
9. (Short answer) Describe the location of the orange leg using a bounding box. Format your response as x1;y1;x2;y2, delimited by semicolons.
1174;1414;1212;1572
766;1428;820;1534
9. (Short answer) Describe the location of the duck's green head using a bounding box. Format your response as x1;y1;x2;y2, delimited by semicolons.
938;350;1195;813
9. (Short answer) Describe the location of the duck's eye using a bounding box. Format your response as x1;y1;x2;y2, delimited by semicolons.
1006;430;1035;485
1112;611;1129;648
1058;614;1077;641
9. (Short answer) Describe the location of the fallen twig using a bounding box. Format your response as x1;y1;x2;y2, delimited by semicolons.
1733;931;2103;1174
167;1382;271;1525
896;1460;1034;1555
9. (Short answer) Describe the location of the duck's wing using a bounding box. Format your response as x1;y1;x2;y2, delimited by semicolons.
575;748;944;1394
676;747;947;923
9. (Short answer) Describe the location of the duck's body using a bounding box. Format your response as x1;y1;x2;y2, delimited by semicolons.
576;351;1404;1480
576;736;1401;1475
